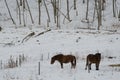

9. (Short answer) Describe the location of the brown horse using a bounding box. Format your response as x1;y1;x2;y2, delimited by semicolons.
85;53;101;71
51;54;76;69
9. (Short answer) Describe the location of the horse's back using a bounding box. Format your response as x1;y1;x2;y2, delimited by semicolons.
66;55;76;60
54;54;64;58
87;53;101;63
61;54;76;63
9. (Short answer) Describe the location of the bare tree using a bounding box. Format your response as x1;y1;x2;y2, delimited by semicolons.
113;0;115;17
16;0;21;24
67;0;70;20
4;0;16;24
94;0;102;30
93;1;96;22
22;0;26;26
113;0;116;17
25;0;34;24
51;0;57;23
56;0;60;29
38;0;42;25
43;0;51;22
98;0;102;30
118;10;120;21
74;0;76;10
20;0;22;6
86;0;89;20
101;0;105;10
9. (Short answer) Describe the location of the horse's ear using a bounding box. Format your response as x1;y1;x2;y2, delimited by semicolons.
97;53;101;57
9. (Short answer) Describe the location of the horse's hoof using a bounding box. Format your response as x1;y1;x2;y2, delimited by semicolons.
96;69;99;70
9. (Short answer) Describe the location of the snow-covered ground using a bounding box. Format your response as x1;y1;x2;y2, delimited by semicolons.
0;28;120;80
0;0;120;80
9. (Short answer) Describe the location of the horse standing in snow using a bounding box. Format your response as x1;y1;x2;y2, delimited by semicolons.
51;54;76;69
85;53;101;71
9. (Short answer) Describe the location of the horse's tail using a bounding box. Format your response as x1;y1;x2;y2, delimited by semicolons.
73;56;76;68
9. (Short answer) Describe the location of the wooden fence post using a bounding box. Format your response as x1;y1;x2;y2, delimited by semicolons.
0;60;2;69
19;55;22;66
38;62;40;75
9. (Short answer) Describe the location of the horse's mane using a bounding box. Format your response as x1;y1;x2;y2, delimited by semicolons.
95;53;101;58
52;54;63;59
53;54;63;57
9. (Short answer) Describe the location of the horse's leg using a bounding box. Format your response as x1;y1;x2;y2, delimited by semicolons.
88;63;90;73
85;62;88;70
60;62;63;69
73;63;76;69
96;63;99;70
72;60;76;69
74;58;76;68
71;61;74;68
89;63;92;70
85;57;88;70
85;64;88;70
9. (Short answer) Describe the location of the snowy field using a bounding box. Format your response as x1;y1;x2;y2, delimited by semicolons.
0;28;120;80
0;0;120;80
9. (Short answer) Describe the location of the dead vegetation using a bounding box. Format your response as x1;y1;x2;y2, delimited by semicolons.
0;54;27;69
109;64;120;67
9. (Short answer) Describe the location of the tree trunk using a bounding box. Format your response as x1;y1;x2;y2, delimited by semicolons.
113;0;116;17
86;0;89;20
97;0;102;30
23;0;26;26
93;1;96;22
74;0;76;10
4;0;16;25
16;0;21;24
101;0;105;10
118;10;120;21
56;0;60;29
25;0;34;24
51;0;57;23
67;0;70;20
38;0;41;25
20;0;22;6
43;0;51;22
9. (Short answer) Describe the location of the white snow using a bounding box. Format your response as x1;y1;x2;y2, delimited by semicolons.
0;0;120;80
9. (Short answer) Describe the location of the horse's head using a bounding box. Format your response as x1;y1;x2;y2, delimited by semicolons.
51;57;55;64
95;53;101;58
